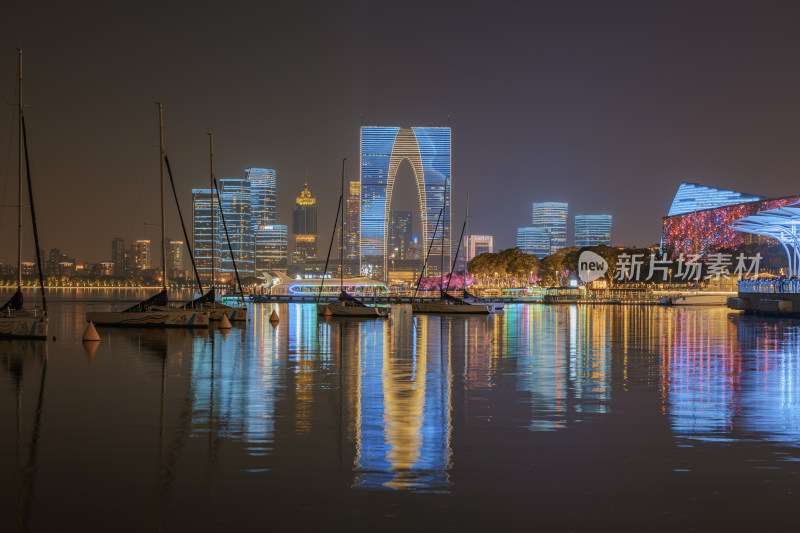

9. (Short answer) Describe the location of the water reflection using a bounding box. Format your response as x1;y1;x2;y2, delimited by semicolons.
3;340;48;533
353;309;453;492
505;305;611;431
665;309;800;446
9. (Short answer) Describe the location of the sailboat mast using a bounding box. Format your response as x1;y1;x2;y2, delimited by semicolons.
340;158;345;292
209;133;215;291
16;49;22;290
440;176;448;293
158;103;167;291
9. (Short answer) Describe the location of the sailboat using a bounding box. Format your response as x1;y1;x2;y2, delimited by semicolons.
316;159;389;318
412;180;491;314
0;49;48;339
181;134;246;322
86;104;209;328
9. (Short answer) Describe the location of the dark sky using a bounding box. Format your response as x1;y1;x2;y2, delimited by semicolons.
2;0;800;264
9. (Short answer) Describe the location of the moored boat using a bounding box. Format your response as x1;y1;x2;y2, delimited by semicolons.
0;50;48;339
86;104;209;328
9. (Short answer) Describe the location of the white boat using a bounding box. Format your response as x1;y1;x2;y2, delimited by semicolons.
87;290;209;328
462;289;504;311
0;50;48;340
315;159;389;318
86;104;209;328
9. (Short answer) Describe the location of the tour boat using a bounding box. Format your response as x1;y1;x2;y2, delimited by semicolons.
315;159;389;318
86;104;209;328
0;50;48;339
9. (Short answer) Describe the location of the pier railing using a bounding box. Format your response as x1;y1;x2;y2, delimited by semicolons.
739;279;800;294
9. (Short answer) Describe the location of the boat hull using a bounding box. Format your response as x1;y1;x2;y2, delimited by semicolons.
0;314;48;339
412;301;492;314
205;304;247;322
86;308;209;328
316;302;390;317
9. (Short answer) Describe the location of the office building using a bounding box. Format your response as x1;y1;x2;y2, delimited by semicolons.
255;225;288;271
132;240;151;273
574;215;612;247
193;167;284;279
360;126;451;280
167;239;184;279
531;202;567;254
517;227;552;258
292;183;318;264
191;188;217;284
467;235;493;261
389;211;412;261
345;180;361;273
111;237;125;277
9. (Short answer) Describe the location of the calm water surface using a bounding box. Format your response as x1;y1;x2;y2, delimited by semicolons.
3;289;800;531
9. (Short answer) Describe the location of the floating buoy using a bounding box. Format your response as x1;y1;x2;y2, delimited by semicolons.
83;340;99;359
269;309;280;324
82;321;100;342
219;314;232;329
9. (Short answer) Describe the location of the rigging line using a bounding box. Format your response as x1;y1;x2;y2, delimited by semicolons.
445;220;467;293
128;114;158;244
212;177;245;303
0;70;19;245
414;205;444;298
21;115;46;313
317;194;343;303
164;155;203;294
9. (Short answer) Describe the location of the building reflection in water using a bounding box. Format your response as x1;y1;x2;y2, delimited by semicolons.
665;309;800;445
352;308;453;492
507;304;611;431
190;306;285;456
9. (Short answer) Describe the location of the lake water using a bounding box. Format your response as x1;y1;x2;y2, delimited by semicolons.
3;290;800;531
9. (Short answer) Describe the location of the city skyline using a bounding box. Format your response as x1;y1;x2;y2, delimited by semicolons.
4;2;800;264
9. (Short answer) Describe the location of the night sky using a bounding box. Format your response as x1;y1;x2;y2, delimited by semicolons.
2;0;800;264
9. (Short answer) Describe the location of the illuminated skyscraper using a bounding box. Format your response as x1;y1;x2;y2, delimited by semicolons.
345;180;361;273
530;202;567;255
517;227;551;258
132;239;151;272
193;167;283;279
255;224;288;271
192;188;217;283
247;168;277;224
467;235;493;261
574;215;612;247
292;183;318;264
167;239;185;278
218;178;254;278
389;211;412;261
360;126;451;280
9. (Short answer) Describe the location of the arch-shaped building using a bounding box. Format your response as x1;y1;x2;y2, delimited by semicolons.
360;126;451;280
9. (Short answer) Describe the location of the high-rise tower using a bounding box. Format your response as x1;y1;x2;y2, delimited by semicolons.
292;183;318;264
360;126;451;280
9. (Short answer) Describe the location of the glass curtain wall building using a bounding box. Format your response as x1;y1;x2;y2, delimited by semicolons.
360;126;451;280
531;202;567;255
192;188;218;284
193;167;285;281
517;227;551;258
574;215;612;247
